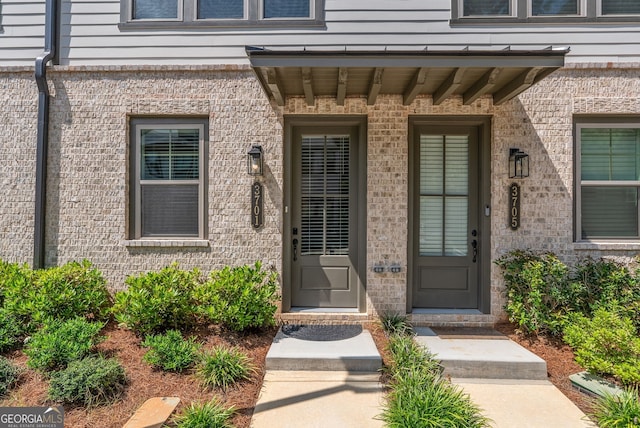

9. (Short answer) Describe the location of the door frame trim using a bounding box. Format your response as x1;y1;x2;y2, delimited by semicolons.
407;115;492;314
283;115;368;313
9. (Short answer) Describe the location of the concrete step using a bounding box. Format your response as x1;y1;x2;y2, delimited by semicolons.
265;325;382;372
414;327;548;380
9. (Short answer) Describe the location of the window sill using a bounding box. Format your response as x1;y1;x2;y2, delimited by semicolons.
118;19;325;31
123;239;210;248
450;16;640;25
574;241;640;251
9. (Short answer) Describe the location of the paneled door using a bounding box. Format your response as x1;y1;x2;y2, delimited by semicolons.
290;126;360;308
412;126;480;308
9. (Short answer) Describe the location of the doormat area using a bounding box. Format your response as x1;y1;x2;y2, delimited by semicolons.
430;327;508;340
280;324;363;342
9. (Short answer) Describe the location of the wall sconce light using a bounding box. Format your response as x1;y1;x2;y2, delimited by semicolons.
247;145;264;176
509;148;529;179
373;264;385;273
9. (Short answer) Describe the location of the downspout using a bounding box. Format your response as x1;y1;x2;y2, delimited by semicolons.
34;0;58;269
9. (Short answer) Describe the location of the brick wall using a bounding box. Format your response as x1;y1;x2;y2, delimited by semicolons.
1;65;639;325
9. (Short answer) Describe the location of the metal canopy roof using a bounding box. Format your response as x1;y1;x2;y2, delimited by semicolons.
246;46;569;106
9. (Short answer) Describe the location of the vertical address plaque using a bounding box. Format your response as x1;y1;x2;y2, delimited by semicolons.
252;182;264;229
510;182;520;230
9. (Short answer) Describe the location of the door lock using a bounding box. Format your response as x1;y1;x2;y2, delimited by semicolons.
292;239;298;261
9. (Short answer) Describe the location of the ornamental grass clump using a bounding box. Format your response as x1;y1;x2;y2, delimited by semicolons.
381;325;489;428
142;329;200;372
48;355;126;407
173;398;235;428
196;346;255;390
591;387;640;428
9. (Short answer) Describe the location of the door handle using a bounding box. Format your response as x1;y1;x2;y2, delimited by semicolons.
293;239;298;261
471;239;478;263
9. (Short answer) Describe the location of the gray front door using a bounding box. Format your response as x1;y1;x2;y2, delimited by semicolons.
290;126;360;308
412;126;480;309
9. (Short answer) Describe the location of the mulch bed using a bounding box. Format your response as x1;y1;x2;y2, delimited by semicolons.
0;322;278;428
0;320;599;427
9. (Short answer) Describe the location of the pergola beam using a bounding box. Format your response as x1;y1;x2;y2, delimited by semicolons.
493;67;542;105
264;67;284;106
337;67;348;105
367;68;384;105
463;68;501;105
403;67;428;106
302;67;314;106
433;68;465;105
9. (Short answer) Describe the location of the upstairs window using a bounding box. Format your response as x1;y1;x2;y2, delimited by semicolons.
122;0;324;27
601;0;640;15
455;0;640;21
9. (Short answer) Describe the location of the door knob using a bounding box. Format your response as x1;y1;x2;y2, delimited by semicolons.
471;239;478;263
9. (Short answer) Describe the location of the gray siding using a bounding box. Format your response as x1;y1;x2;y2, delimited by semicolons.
0;1;45;65
2;0;640;66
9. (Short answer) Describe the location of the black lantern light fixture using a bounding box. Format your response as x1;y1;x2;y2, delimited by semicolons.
247;145;263;176
509;148;529;179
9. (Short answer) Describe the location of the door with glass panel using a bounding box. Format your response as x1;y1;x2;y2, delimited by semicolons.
291;126;359;308
413;127;479;308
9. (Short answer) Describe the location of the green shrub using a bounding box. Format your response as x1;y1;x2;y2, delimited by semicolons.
48;355;126;407
0;356;20;397
495;250;571;335
382;334;489;427
25;317;105;372
0;260;32;307
3;260;111;329
591;388;640;428
563;308;640;386
570;258;640;321
196;346;255;390
380;313;413;337
142;330;200;372
112;264;203;336
173;398;235;428
195;262;279;331
0;309;25;353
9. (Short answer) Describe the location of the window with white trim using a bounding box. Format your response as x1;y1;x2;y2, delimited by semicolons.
576;121;640;240
130;118;207;239
121;0;323;27
454;0;640;21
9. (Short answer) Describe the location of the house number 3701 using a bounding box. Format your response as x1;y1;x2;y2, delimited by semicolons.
252;182;264;229
510;183;520;231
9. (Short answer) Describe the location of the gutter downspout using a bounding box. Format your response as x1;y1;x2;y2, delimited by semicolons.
34;0;58;269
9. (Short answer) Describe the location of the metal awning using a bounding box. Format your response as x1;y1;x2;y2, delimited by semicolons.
246;46;569;106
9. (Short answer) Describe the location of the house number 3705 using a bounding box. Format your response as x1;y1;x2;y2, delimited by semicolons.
510;183;520;231
252;182;264;229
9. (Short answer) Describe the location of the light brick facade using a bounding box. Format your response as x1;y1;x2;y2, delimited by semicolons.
1;64;639;325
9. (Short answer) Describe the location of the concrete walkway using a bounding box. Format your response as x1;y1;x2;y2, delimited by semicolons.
251;325;596;428
251;325;384;428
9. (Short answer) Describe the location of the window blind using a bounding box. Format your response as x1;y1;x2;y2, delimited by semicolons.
264;0;310;18
198;0;244;19
133;0;178;19
463;0;510;16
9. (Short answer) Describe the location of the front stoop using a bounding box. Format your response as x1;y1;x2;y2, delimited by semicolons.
265;326;382;372
414;327;548;380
